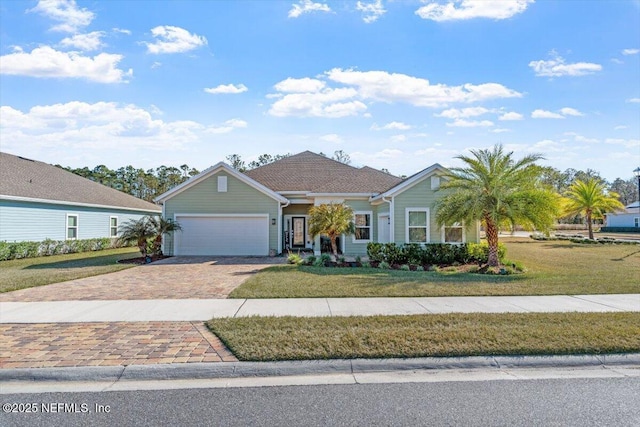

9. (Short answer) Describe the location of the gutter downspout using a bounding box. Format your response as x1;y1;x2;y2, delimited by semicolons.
278;200;290;255
382;196;394;243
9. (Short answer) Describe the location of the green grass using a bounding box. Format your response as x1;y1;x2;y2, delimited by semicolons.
207;312;640;361
230;239;640;298
0;247;140;293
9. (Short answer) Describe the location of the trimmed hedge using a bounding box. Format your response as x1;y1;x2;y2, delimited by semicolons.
0;238;130;261
366;242;506;266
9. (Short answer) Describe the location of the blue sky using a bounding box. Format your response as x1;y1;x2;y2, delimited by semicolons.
1;0;639;181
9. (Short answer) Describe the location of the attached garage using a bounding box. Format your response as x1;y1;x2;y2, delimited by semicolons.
174;214;269;256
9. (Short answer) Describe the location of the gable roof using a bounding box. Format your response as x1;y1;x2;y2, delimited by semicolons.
371;163;449;201
244;151;402;194
154;162;288;203
0;152;160;213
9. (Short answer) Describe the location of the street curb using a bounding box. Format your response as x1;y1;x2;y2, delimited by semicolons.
1;354;639;383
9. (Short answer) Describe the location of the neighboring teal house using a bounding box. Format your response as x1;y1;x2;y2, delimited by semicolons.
0;152;161;242
155;151;479;257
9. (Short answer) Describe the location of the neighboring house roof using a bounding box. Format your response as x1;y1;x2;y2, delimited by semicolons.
244;151;403;194
154;162;288;203
0;152;160;212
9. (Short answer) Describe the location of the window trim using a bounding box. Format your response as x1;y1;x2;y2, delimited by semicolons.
352;211;373;243
441;222;466;244
405;208;430;244
66;214;79;240
110;216;118;237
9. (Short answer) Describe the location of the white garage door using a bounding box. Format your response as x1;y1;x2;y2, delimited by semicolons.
175;215;269;256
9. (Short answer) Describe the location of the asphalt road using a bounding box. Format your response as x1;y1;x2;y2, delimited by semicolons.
2;377;639;427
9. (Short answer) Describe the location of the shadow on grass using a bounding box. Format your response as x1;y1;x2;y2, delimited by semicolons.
261;265;526;285
23;252;138;270
611;249;640;262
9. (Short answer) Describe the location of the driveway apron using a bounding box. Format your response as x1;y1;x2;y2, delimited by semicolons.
0;256;284;302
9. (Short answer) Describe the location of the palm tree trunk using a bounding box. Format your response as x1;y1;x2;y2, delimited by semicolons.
485;218;500;267
330;235;338;261
586;211;594;240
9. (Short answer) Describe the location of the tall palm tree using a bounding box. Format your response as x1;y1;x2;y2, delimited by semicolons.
308;203;355;259
435;145;560;267
117;217;155;258
562;178;624;240
147;216;182;256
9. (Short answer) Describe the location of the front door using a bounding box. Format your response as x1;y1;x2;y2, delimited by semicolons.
292;217;306;247
378;215;390;243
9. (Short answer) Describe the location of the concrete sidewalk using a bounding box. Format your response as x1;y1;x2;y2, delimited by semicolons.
2;294;638;323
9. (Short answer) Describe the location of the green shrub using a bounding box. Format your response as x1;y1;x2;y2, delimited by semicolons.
287;252;303;265
366;242;383;262
400;264;411;271
319;253;332;266
378;261;391;269
0;237;128;261
467;242;506;264
305;255;316;266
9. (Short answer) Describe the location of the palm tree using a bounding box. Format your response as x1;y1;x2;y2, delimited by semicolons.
118;217;155;258
147;216;182;256
562;178;624;240
308;203;355;259
435;145;560;267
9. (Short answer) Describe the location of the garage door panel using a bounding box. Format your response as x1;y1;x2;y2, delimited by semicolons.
175;216;269;256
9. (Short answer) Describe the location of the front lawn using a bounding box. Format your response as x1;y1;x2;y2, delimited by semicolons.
230;239;640;298
0;247;140;293
207;312;640;361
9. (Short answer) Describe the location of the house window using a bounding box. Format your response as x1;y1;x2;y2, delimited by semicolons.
217;176;228;192
406;208;429;243
353;212;372;242
443;222;464;243
635;217;639;228
110;217;118;237
67;214;78;240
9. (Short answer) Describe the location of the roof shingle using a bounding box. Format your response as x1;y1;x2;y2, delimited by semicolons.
244;151;402;194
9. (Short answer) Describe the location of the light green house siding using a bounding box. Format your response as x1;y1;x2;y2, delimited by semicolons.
343;199;375;256
162;172;280;255
392;177;479;245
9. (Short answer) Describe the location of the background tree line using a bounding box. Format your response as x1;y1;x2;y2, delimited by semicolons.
58;152;637;207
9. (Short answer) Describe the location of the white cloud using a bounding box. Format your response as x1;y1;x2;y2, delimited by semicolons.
288;0;332;18
498;111;523;120
416;0;533;21
0;46;131;83
0;102;240;153
604;138;640;148
274;77;326;93
611;58;624;65
59;31;105;51
269;87;367;118
320;133;343;143
614;125;627;130
564;132;598;143
113;28;132;35
559;107;583;117
446;119;494;127
326;68;521;107
204;84;248;94
529;52;602;77
371;121;412;130
356;0;386;23
531;109;564;119
435;107;491;119
268;69;521;118
29;0;94;33
491;128;510;133
627;98;640;103
622;48;639;55
145;26;207;54
205;118;248;134
151;62;162;69
391;135;407;142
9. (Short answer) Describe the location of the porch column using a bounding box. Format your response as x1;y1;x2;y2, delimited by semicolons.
314;234;321;256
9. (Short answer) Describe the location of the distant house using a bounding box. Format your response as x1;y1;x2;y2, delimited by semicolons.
605;201;640;230
155;151;480;256
0;152;161;242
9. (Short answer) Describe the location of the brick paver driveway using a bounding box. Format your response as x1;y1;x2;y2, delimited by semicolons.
0;257;285;302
